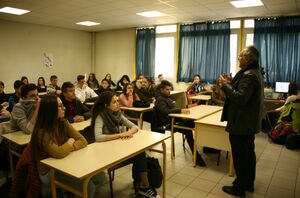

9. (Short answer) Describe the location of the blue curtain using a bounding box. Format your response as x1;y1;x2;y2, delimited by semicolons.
254;16;300;87
136;28;156;78
177;22;230;83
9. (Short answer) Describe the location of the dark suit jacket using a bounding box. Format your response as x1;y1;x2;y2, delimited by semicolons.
221;63;263;135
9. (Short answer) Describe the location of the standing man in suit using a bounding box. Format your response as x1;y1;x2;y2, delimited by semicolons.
219;45;263;197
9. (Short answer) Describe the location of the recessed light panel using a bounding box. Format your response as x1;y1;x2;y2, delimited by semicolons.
230;0;263;8
76;21;100;26
0;7;30;15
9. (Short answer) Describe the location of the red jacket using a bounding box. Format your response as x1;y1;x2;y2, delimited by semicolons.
10;143;41;198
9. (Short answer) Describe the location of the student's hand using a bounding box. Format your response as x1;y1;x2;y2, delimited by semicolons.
0;109;10;116
67;138;75;146
119;131;133;140
74;115;85;122
218;75;230;87
181;109;190;114
56;90;62;95
152;98;156;104
1;102;9;108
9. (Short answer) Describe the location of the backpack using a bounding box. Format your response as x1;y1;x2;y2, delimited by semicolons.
146;157;163;188
269;121;293;145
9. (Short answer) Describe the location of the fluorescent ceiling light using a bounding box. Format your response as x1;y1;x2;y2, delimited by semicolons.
136;11;166;18
0;6;30;15
230;0;263;8
76;21;100;26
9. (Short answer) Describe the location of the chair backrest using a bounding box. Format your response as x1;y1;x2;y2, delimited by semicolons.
151;107;165;133
79;126;95;144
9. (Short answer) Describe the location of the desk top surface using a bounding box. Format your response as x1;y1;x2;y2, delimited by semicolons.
169;105;222;120
195;111;227;127
41;131;170;179
120;103;154;112
1;120;91;145
170;90;185;95
71;119;91;131
1;131;31;146
189;95;212;100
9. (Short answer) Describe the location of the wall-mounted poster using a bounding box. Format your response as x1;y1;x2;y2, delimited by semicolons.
44;53;53;68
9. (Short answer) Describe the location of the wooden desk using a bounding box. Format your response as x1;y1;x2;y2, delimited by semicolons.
120;104;154;129
41;131;170;198
1;120;91;179
71;119;91;131
38;92;47;97
168;105;223;161
194;111;233;176
1;131;31;179
189;95;212;105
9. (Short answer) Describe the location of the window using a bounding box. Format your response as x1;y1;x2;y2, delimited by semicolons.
230;34;238;76
155;25;177;78
244;19;254;28
155;37;175;78
245;33;254;46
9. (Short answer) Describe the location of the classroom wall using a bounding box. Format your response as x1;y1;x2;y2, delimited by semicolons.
0;20;92;92
95;28;135;83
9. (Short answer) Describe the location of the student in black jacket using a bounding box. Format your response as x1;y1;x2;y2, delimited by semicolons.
155;80;206;167
61;82;91;123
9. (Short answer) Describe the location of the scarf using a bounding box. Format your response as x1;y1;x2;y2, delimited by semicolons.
99;109;122;134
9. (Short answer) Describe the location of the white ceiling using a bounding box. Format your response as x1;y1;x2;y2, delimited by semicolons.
0;0;299;32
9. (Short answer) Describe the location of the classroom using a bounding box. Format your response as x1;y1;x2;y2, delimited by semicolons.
0;0;300;198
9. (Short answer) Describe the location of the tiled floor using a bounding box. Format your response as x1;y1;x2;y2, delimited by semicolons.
1;123;299;198
95;123;300;198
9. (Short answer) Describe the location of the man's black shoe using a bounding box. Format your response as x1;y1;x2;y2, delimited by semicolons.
222;186;245;197
196;155;206;167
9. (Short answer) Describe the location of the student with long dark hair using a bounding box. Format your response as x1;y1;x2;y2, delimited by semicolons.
91;91;159;198
21;76;29;85
87;73;100;90
30;95;103;197
37;77;47;93
116;75;130;91
119;83;140;107
104;73;116;87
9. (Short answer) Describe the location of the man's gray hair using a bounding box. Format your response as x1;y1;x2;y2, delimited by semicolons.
244;45;259;62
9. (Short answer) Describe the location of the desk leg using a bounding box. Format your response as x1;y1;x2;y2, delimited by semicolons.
139;112;143;129
162;141;166;198
50;169;57;198
8;142;14;180
229;152;234;177
171;117;175;160
193;126;198;167
82;176;91;198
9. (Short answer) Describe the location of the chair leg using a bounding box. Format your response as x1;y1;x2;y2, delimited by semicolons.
108;170;114;198
217;150;221;166
182;134;186;152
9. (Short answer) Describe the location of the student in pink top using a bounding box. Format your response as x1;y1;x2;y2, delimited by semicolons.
119;83;140;107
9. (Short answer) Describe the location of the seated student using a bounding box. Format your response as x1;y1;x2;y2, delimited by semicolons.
266;82;300;130
21;76;29;85
75;75;98;103
61;82;91;123
91;91;159;198
135;77;156;104
7;80;23;112
104;73;116;87
116;75;130;91
87;73;100;90
132;74;145;89
46;75;62;95
36;77;47;93
10;84;40;134
186;74;207;95
156;74;164;85
119;83;140;107
155;80;206;167
95;79;112;95
30;95;103;198
0;81;10;117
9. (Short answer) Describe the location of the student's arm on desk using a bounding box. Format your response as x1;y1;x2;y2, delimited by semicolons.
43;134;76;159
65;120;87;149
155;99;181;115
